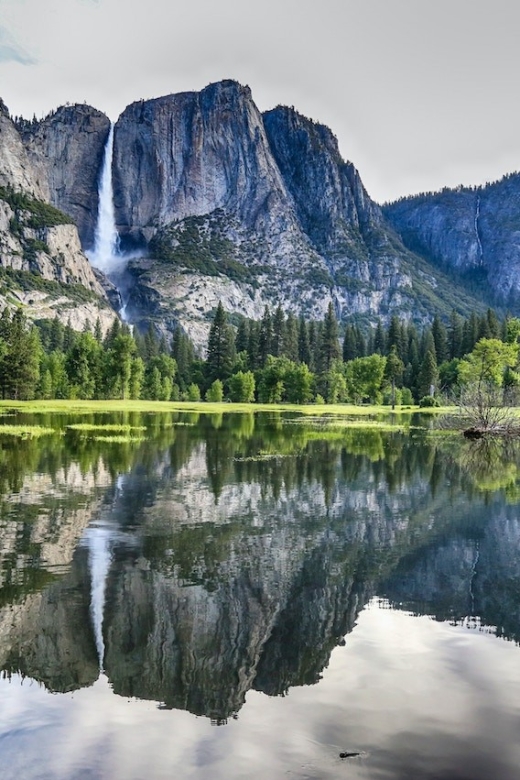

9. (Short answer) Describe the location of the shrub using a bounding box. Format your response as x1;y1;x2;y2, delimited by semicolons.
419;395;440;408
187;383;201;401
205;379;224;402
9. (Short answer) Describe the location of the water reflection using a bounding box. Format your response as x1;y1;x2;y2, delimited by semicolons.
1;412;520;732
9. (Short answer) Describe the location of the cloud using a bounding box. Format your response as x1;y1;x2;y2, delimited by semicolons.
0;26;35;65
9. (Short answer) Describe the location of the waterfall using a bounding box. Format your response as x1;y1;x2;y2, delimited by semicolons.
86;524;112;670
88;124;121;275
87;123;136;323
474;195;484;264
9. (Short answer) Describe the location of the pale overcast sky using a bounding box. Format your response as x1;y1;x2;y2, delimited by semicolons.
1;0;519;203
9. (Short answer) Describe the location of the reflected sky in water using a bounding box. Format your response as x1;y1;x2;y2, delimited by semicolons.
1;410;520;778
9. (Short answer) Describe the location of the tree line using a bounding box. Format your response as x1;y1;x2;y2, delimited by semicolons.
0;301;518;404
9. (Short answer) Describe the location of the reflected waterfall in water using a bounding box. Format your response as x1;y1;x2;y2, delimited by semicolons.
85;525;112;670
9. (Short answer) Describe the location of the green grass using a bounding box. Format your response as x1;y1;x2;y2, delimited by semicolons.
0;398;451;416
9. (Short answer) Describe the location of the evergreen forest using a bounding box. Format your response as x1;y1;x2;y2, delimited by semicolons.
0;302;518;405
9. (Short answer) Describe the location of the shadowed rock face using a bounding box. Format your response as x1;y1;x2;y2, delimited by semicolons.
383;175;520;307
263;106;382;253
22;105;111;249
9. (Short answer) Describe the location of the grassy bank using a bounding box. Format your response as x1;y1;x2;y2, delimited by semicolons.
0;399;451;416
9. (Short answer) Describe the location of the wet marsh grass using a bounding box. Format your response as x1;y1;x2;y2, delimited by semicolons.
0;425;58;439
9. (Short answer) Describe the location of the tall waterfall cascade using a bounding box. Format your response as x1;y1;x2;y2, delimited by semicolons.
88;124;121;275
87;124;138;322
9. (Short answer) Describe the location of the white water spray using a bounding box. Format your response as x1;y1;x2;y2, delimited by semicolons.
85;524;112;670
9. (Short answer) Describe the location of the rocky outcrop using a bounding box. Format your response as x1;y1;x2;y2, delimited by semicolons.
0;189;118;334
21;104;111;249
383;175;520;308
263;106;381;254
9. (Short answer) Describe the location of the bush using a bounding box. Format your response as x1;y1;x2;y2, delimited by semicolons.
419;395;440;408
205;379;224;402
228;370;255;402
401;387;414;405
187;383;201;401
315;394;325;405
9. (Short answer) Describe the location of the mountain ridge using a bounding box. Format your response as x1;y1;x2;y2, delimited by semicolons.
0;81;510;345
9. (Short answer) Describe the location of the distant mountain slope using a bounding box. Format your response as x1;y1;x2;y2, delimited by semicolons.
383;174;520;310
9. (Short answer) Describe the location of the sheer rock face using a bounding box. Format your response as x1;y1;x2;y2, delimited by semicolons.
263;106;382;253
384;175;520;306
112;80;299;244
1;82;496;345
22;104;111;249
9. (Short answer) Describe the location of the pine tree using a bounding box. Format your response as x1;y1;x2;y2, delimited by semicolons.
417;349;439;399
284;313;299;362
258;306;273;366
486;308;501;339
318;303;341;374
143;323;159;362
272;305;285;357
431;316;448;364
247;321;260;369
235;319;249;354
373;319;386;354
449;310;464;359
384;346;404;409
387;315;404;359
171;327;194;390
206;302;235;382
342;324;357;362
462;312;479;355
0;310;40;400
298;316;310;366
355;326;366;358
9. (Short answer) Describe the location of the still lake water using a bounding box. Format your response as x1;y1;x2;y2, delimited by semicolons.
1;410;520;779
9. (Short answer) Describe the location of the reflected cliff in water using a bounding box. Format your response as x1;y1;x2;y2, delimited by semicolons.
1;412;520;721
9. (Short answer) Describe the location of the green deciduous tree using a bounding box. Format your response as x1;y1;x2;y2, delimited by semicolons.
228;370;255;402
